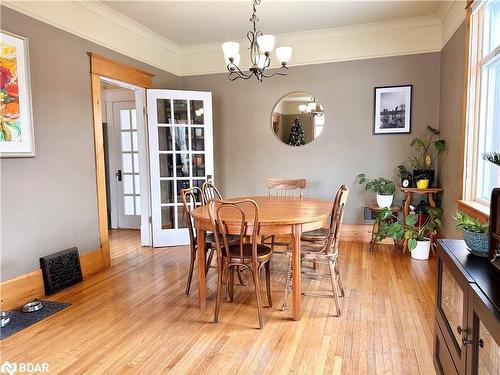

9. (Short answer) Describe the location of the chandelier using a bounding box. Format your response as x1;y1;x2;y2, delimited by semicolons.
221;0;292;82
299;98;324;117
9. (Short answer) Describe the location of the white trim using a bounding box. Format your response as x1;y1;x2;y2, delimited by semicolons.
3;0;467;77
440;0;468;48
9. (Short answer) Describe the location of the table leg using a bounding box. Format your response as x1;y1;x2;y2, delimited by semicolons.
292;224;302;321
369;220;378;252
197;229;206;308
428;192;437;208
402;192;413;253
427;192;438;255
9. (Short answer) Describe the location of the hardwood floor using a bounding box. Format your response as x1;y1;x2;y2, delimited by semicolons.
0;232;436;374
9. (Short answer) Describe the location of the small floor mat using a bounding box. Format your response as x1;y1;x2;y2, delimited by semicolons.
1;300;70;340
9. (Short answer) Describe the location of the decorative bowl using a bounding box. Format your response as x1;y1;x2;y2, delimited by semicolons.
463;230;489;257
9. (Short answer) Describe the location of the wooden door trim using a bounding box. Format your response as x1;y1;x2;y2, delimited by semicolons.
89;53;154;88
89;53;154;269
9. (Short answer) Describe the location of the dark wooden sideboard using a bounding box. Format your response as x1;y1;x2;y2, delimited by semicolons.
434;239;500;374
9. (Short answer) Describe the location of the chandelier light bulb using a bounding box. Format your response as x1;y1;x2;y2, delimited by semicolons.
221;41;240;59
298;104;307;112
276;46;292;64
257;34;275;53
257;55;267;69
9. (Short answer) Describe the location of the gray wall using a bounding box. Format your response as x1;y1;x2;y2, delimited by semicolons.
438;23;466;238
181;53;441;224
0;7;180;281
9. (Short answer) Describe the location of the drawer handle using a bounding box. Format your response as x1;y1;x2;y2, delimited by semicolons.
479;339;484;348
457;326;469;335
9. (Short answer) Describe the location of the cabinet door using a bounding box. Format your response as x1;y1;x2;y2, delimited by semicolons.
465;283;500;375
436;246;471;373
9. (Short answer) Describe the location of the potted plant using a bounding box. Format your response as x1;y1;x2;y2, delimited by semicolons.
357;174;396;208
397;165;413;188
454;211;489;257
409;125;446;187
375;206;442;260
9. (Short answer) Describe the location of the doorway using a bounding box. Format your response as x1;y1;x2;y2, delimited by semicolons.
99;77;150;257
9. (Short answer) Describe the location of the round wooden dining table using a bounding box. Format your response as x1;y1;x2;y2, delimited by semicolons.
191;195;332;321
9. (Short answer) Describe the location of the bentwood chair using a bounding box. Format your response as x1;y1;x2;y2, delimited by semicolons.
181;187;216;295
282;185;349;317
201;181;247;286
264;178;307;251
202;181;222;204
208;199;273;329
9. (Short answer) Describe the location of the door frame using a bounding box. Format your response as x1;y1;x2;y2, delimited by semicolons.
89;53;154;268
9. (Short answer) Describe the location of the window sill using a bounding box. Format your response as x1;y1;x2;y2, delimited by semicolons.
456;200;490;222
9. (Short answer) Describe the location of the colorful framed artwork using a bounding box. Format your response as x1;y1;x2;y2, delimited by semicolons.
0;30;35;157
373;85;412;135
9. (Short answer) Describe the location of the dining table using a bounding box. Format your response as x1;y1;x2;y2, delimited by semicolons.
190;195;332;321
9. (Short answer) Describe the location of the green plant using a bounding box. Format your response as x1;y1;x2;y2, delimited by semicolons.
454;211;489;233
409;125;446;171
397;164;409;178
357;174;396;195
483;152;500;167
375;207;442;251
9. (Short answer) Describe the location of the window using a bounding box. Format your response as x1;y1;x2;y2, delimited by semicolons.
464;0;500;206
314;115;324;138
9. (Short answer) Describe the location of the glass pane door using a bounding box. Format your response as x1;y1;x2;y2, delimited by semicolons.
148;90;213;246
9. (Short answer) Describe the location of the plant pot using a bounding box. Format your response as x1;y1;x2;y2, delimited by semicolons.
463;229;490;257
413;169;434;187
376;194;393;208
411;238;431;260
416;179;429;189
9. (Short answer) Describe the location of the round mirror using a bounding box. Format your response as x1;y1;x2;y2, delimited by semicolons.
271;91;325;146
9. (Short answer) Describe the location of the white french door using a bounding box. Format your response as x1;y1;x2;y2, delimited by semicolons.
147;90;213;247
105;90;141;230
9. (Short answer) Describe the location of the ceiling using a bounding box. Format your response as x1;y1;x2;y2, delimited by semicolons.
102;1;443;46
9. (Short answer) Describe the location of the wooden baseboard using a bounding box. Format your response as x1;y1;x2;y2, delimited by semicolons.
0;248;105;311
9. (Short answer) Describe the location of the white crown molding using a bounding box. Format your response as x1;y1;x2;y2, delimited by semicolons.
3;0;466;77
2;0;182;75
440;1;467;47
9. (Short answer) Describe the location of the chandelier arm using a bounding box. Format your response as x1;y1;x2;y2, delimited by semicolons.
261;65;289;78
227;63;253;81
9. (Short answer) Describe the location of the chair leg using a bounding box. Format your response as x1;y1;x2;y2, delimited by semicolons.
282;253;292;311
205;247;215;276
334;260;345;298
228;267;235;303
252;267;264;329
264;261;273;308
185;247;196;296
214;258;224;323
328;259;341;317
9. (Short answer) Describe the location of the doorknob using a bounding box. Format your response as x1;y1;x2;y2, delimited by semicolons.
116;170;122;181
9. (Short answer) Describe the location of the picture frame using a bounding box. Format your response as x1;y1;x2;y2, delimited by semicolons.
1;30;35;157
373;85;412;135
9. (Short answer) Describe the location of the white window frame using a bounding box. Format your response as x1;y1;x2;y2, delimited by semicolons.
463;0;500;207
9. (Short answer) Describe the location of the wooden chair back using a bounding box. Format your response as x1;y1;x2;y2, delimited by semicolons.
180;187;203;249
267;178;306;197
323;185;349;255
202;181;222;204
208;199;260;264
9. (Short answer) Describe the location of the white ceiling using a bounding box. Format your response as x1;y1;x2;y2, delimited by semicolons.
102;1;443;46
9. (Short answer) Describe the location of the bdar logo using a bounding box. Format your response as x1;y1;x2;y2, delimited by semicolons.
0;361;17;375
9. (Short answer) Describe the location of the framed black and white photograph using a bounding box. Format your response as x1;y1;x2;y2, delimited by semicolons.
373;85;412;135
